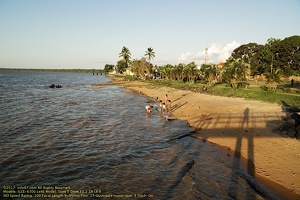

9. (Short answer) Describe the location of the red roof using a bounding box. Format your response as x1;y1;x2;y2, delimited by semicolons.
217;62;225;67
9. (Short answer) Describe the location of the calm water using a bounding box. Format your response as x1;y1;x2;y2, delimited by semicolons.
0;72;273;199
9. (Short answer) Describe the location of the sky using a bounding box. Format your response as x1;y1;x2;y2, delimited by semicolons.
0;0;299;69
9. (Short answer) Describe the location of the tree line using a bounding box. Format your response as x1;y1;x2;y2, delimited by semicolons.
104;46;155;78
107;35;300;90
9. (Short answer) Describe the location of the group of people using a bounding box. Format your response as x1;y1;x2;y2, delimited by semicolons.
146;94;172;115
49;84;62;88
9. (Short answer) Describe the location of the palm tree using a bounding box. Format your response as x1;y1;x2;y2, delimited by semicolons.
159;64;173;80
200;64;218;85
145;47;155;64
174;63;185;81
119;46;131;67
222;58;250;88
185;62;198;83
264;68;281;91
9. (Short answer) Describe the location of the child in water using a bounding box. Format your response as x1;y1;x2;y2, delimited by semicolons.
145;105;153;114
159;100;163;113
162;103;166;114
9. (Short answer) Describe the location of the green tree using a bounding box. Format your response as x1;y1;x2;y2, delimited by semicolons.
158;66;167;79
200;64;219;85
145;47;155;64
250;38;281;77
115;60;127;74
119;46;131;68
131;58;152;80
231;43;263;64
174;63;185;81
271;35;300;76
103;64;115;73
264;68;281;91
184;62;198;83
159;64;174;80
222;58;250;88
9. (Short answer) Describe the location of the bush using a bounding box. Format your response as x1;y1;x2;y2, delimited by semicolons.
237;81;250;88
123;75;140;81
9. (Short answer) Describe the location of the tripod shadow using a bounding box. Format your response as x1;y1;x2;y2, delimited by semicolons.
186;106;298;199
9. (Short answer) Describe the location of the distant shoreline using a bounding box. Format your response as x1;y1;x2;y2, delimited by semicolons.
0;68;103;73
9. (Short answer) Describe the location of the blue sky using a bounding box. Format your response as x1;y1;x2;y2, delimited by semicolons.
0;0;299;69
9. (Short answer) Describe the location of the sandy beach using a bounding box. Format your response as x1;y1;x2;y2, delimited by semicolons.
96;75;300;199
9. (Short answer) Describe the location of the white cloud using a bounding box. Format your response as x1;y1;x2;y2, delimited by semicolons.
201;41;240;64
178;41;241;64
178;52;193;61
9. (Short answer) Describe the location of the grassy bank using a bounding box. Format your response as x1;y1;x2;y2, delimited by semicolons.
121;75;300;109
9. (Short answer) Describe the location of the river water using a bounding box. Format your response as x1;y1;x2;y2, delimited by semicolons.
0;72;276;199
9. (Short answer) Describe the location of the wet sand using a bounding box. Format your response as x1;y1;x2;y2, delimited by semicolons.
94;75;300;199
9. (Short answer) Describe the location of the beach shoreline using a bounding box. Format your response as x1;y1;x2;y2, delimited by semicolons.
94;75;300;199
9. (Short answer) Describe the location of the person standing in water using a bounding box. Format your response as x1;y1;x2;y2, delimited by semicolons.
145;105;153;114
159;100;163;113
166;100;172;113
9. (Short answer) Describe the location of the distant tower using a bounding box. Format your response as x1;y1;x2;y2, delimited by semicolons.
204;48;208;64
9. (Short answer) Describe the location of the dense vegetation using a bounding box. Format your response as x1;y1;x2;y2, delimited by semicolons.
108;36;299;84
155;36;300;91
120;75;300;108
112;35;300;108
104;46;156;76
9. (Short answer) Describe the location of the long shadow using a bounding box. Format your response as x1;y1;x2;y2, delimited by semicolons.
171;102;187;112
171;93;191;103
228;108;256;199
